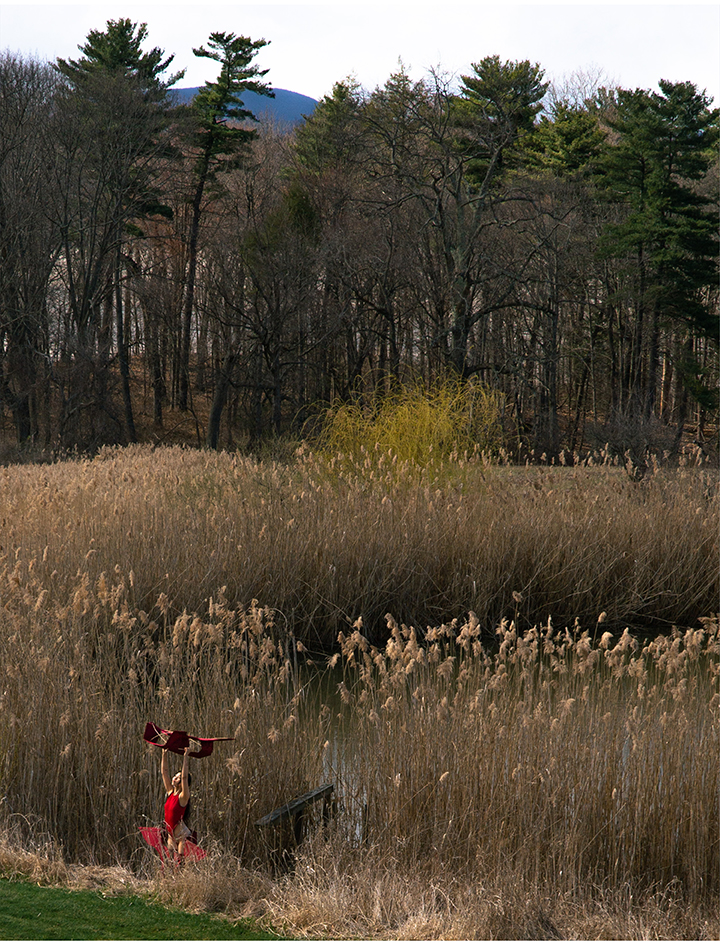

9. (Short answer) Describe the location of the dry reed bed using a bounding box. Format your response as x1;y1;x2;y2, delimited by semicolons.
0;445;718;937
331;616;719;897
1;846;717;941
0;443;716;643
0;606;717;937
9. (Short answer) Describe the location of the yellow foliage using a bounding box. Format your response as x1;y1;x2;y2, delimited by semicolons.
316;379;505;468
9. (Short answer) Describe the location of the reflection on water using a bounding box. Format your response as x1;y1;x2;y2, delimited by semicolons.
299;662;368;843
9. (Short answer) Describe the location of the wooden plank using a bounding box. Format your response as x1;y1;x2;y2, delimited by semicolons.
255;784;334;827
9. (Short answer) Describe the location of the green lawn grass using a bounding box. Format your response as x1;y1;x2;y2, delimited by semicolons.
0;879;281;940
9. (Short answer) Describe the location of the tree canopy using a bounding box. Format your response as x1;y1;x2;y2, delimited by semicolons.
0;22;717;458
55;17;183;97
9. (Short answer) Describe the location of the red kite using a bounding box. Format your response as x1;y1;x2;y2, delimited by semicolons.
143;721;234;758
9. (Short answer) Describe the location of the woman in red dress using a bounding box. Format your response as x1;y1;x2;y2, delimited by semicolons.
160;745;192;854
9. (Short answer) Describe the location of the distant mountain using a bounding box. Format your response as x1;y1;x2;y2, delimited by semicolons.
170;87;318;126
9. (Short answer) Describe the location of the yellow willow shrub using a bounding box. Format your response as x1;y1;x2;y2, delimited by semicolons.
315;379;506;469
329;615;719;901
0;565;326;866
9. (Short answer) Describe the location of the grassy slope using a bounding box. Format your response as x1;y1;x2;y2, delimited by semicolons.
0;879;280;940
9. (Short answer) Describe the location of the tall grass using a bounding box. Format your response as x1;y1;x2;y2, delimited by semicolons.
0;443;715;643
329;615;719;899
0;573;315;865
0;444;717;936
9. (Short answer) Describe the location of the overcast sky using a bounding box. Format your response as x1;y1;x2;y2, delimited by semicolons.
1;2;718;106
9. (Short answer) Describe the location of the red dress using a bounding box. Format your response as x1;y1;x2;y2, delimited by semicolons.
164;793;188;834
140;787;205;861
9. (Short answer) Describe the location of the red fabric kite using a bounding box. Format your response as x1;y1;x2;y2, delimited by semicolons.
143;721;234;758
139;826;206;863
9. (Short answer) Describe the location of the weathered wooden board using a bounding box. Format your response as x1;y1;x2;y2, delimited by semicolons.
255;784;334;827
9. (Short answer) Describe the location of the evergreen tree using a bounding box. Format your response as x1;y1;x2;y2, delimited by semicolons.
597;80;719;417
456;55;548;190
52;19;181;446
293;79;365;174
179;32;272;423
56;17;183;99
522;100;604;177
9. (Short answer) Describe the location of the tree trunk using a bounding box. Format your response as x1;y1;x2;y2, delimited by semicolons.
644;300;660;420
206;351;238;449
116;244;137;442
179;160;209;411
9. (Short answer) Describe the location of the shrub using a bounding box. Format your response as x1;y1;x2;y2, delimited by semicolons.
315;379;506;468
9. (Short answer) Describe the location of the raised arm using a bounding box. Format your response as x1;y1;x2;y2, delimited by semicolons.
160;747;172;794
178;746;191;807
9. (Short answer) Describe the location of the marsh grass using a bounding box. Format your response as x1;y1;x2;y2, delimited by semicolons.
0;443;715;643
0;444;718;937
329;616;718;895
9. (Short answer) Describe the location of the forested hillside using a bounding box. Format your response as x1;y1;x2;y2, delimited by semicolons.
1;19;717;460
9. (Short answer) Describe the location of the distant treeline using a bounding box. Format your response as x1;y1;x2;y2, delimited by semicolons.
0;19;717;457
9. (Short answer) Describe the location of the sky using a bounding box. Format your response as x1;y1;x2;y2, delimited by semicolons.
1;1;718;106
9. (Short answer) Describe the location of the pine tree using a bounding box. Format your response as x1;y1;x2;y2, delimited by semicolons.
56;17;183;99
522;101;603;176
293;79;365;174
456;55;548;191
178;32;272;428
53;20;181;446
597;81;719;418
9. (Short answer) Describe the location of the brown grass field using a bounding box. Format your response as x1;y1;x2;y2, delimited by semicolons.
0;444;717;939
